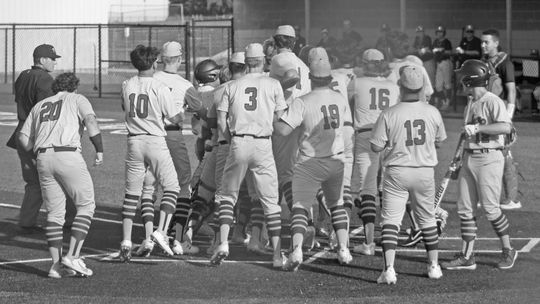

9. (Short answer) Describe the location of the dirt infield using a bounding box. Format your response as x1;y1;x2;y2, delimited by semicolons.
0;91;539;303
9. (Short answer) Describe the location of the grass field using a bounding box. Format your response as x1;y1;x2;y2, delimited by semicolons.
0;86;539;303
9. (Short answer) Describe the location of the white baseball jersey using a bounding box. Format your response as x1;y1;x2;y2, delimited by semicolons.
121;76;179;136
371;101;447;167
280;88;351;158
330;70;354;101
269;51;311;102
464;91;511;150
153;71;203;124
20;92;95;153
218;73;287;137
349;76;399;130
208;83;227;141
388;59;434;98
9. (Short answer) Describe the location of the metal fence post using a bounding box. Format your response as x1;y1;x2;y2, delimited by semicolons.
98;24;102;98
185;23;190;81
148;26;152;47
73;27;77;73
12;24;15;94
4;28;7;83
231;18;235;52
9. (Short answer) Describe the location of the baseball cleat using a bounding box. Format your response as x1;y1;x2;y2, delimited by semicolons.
173;240;200;255
119;240;133;263
500;201;522;210
337;247;353;265
497;248;518;269
151;230;174;256
273;253;286;268
135;239;154;257
401;228;422;247
377;267;397;285
210;242;229;266
48;262;77;279
353;242;375;256
441;253;476;270
427;263;443;279
283;246;302;272
62;257;93;277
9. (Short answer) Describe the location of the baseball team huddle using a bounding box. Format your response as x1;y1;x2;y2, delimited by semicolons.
10;24;519;284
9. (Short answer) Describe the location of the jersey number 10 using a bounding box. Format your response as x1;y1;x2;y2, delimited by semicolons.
128;93;149;118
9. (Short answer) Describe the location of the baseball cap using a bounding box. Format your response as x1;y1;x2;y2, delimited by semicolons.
416;25;424;32
404;55;423;66
321;28;329;34
399;65;424;90
230;52;245;64
275;25;296;38
245;43;265;58
308;47;331;78
465;24;474;32
436;25;445;32
33;44;61;59
269;53;297;77
363;49;384;62
161;41;182;57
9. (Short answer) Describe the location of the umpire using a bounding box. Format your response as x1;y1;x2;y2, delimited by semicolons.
6;44;73;230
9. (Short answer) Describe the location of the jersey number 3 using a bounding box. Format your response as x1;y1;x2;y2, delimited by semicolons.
128;93;149;118
244;87;257;111
404;119;426;146
321;104;340;129
39;100;63;123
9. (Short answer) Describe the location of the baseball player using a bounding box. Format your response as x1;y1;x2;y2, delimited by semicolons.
349;49;399;256
18;72;102;278
275;47;353;271
269;25;311;213
211;43;287;267
137;41;203;257
432;25;453;111
119;45;183;262
371;65;447;284
442;59;517;270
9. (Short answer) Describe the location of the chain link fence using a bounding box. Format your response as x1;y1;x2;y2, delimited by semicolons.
0;20;233;97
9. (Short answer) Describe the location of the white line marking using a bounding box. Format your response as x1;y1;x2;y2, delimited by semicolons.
520;238;540;253
0;253;109;266
304;249;335;264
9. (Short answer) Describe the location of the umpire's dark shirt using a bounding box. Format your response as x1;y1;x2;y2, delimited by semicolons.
15;66;54;121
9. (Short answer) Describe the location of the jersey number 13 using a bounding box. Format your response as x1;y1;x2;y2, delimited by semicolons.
404;119;426;146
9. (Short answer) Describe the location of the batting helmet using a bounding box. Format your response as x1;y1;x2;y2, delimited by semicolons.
298;44;315;66
455;59;489;88
436;25;446;35
194;59;220;83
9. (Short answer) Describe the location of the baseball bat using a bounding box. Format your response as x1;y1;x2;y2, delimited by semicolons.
433;94;472;210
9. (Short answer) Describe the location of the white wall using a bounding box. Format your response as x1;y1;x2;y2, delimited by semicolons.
0;0;111;23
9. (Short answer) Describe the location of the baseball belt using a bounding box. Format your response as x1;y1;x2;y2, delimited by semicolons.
37;146;77;153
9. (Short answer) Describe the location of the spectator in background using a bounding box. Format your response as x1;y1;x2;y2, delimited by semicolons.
455;25;482;68
375;23;391;60
317;28;338;60
293;25;307;56
413;26;435;89
337;19;364;67
432;25;453;111
263;38;277;72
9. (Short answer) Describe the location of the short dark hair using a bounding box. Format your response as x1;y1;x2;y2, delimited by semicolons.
309;74;332;88
229;62;245;75
130;45;159;71
52;72;79;93
482;29;500;41
387;30;410;59
273;35;296;50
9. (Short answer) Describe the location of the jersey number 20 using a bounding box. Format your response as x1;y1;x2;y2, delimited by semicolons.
128;93;149;118
369;88;390;110
404;119;426;146
39;100;63;123
321;104;340;129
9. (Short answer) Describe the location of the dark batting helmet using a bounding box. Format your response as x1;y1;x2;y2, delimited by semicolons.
194;59;220;83
455;59;490;88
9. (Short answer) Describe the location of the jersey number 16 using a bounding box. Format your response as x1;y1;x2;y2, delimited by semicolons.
369;88;390;110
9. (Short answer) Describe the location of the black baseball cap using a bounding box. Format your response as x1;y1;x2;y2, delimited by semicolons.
33;44;61;59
